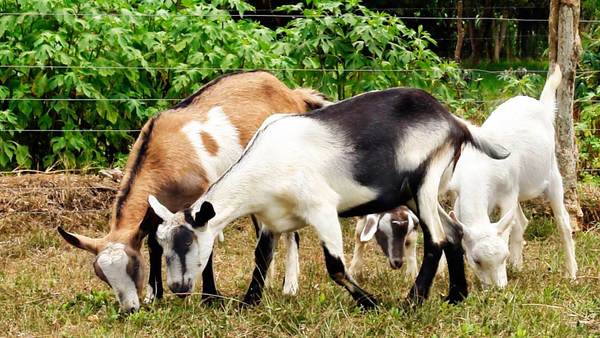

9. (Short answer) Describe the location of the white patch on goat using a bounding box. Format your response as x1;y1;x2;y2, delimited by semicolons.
182;106;244;182
377;214;396;260
417;144;455;245
96;243;139;312
395;121;449;171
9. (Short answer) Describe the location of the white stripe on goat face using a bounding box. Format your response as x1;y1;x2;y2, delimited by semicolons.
93;243;141;312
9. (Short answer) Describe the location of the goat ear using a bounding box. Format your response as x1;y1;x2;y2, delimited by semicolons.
192;201;216;229
494;207;515;236
360;216;378;242
148;195;173;222
437;204;465;245
57;227;101;254
407;209;419;229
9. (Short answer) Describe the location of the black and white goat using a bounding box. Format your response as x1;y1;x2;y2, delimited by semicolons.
148;88;510;308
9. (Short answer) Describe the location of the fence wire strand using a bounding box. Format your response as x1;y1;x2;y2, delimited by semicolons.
0;12;598;23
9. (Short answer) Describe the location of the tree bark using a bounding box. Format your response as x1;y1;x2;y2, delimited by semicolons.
493;10;509;62
454;0;465;62
549;0;583;231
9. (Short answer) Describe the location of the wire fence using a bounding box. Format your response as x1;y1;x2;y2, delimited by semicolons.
0;12;598;23
0;11;597;181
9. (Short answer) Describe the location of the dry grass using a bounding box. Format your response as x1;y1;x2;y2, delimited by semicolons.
1;174;599;337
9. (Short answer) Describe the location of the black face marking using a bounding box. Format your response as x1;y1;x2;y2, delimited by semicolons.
93;259;110;286
115;117;156;220
293;232;300;248
173;227;195;276
126;253;142;290
172;70;262;109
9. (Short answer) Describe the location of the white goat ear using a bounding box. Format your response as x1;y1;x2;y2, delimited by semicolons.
494;207;515;236
407;210;419;230
360;216;378;242
148;195;173;221
437;204;466;245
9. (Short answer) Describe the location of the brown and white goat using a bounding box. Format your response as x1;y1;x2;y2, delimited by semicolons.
57;71;328;312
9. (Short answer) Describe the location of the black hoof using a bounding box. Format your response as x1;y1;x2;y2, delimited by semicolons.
241;293;262;307
357;296;379;310
444;290;467;305
404;291;425;309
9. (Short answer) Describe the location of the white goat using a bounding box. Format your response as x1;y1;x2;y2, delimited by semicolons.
149;87;510;308
439;65;577;288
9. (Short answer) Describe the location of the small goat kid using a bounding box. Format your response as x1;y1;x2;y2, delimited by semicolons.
439;65;577;288
57;71;327;312
150;87;510;308
348;206;419;279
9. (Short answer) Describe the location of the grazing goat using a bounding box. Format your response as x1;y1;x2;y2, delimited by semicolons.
348;207;419;279
57;71;328;312
438;65;577;288
149;87;510;308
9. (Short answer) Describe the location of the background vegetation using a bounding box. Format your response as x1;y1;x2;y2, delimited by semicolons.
0;0;598;178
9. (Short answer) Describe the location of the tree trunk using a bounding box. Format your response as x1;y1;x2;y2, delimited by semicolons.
454;0;465;62
493;10;509;62
549;0;583;231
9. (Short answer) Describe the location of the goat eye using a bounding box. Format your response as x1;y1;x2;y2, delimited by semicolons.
405;241;411;247
474;259;481;266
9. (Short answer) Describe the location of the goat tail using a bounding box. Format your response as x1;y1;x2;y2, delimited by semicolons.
539;64;562;122
540;64;562;106
293;88;332;111
459;118;511;160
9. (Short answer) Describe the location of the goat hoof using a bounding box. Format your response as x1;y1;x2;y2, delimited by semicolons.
357;296;378;310
241;293;262;307
445;291;467;305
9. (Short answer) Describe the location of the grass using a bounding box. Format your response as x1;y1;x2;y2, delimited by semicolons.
1;215;599;337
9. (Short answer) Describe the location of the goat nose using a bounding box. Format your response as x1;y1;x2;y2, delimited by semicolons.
169;282;190;297
123;306;137;314
389;258;404;269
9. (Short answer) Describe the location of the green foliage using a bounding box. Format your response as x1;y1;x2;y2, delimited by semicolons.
0;0;598;179
497;69;543;98
577;23;600;182
0;0;467;170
